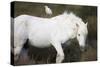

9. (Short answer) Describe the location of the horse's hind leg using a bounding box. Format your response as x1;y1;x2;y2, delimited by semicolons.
51;41;64;63
14;35;27;62
13;15;28;62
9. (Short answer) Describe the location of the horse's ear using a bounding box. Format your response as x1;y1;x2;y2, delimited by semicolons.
85;22;88;26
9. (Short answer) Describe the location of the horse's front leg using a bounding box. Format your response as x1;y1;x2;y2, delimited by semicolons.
51;41;64;63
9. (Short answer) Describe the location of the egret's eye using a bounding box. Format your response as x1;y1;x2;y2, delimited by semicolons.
78;34;80;36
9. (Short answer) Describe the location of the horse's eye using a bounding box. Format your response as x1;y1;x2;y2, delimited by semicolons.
78;34;80;36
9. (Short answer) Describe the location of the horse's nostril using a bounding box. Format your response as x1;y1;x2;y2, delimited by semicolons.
80;46;85;52
80;46;87;52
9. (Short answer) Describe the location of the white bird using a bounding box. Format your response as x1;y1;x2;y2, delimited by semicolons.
44;5;52;15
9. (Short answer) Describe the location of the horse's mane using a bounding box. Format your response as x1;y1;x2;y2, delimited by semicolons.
52;11;86;28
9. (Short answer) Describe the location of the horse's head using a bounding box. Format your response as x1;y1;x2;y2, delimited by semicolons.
76;22;88;51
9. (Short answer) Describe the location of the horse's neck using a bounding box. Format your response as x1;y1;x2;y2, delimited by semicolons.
50;12;85;32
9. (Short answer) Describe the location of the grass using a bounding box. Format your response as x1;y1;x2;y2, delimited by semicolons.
13;39;97;65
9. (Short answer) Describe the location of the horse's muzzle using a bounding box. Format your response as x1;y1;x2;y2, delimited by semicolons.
80;45;87;52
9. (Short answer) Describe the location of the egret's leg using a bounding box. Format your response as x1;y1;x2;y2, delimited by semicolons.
51;41;64;63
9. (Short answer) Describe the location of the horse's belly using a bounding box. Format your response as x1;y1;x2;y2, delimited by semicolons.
28;27;52;48
29;35;51;48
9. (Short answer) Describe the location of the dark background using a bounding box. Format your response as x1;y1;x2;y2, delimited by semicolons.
11;1;97;65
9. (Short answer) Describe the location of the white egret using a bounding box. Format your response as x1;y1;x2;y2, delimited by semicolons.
44;5;52;15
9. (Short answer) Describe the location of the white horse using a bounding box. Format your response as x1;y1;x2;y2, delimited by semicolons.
13;12;88;63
